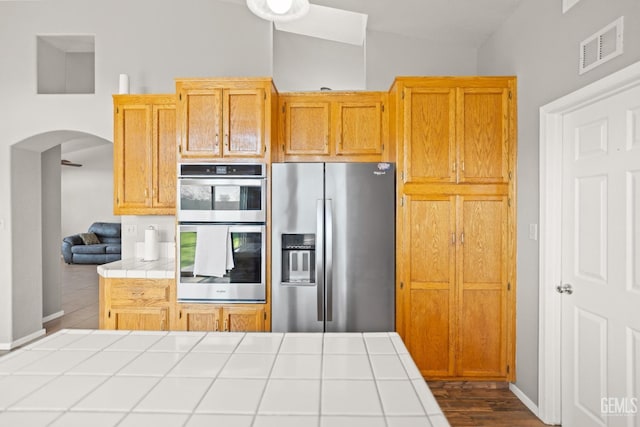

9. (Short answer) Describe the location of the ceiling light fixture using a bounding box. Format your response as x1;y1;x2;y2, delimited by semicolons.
246;0;310;22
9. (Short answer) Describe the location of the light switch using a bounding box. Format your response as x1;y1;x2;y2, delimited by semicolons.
125;224;137;235
529;224;538;241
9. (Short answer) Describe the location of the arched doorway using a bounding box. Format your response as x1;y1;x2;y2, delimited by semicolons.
8;130;111;347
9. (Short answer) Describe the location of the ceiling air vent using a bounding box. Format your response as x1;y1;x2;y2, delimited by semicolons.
579;17;624;75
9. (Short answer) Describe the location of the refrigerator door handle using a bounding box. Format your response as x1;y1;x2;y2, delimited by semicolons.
325;199;333;321
316;199;324;322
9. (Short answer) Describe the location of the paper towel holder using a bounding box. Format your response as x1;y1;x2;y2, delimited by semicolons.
143;225;160;261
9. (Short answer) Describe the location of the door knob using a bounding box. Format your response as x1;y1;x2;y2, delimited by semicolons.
556;284;573;295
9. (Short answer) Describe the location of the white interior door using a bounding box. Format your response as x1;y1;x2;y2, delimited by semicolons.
561;85;640;426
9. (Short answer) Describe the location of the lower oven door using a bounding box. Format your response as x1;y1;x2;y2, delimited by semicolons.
178;224;266;303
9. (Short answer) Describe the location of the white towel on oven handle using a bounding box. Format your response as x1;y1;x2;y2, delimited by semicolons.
193;226;234;277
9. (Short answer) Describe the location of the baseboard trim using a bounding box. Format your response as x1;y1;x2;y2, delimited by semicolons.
510;383;540;419
0;328;46;350
42;310;64;323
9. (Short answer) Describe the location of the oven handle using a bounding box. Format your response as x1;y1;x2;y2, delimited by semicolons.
178;224;264;233
178;178;265;187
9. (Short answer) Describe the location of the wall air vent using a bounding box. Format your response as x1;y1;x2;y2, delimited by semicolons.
579;17;624;75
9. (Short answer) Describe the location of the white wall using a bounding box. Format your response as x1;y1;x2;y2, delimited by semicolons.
274;27;478;92
274;30;365;91
365;30;478;90
478;0;640;406
61;143;119;239
10;147;44;341
42;146;61;320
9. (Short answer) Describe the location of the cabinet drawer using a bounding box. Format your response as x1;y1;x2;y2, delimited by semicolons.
110;280;171;305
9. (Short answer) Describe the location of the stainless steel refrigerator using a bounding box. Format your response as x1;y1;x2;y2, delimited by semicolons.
271;162;395;332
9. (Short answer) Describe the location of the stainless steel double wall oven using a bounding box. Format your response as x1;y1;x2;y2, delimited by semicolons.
177;163;267;303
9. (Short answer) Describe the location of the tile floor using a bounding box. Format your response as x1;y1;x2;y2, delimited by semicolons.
0;329;450;427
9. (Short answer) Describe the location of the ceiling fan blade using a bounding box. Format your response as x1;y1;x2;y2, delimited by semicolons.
61;159;83;167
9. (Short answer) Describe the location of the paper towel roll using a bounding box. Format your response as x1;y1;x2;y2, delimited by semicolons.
118;74;129;94
144;226;159;261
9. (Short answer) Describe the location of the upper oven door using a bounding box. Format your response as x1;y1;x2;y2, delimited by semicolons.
178;177;266;223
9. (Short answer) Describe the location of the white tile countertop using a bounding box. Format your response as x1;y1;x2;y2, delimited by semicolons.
0;330;450;427
97;258;175;279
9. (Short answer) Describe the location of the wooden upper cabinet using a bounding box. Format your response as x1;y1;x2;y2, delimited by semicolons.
114;102;150;210
283;99;331;156
153;104;177;209
395;77;514;185
335;99;384;156
113;95;176;215
176;78;274;161
404;88;456;183
277;92;388;162
224;88;266;157
179;88;223;158
458;88;510;183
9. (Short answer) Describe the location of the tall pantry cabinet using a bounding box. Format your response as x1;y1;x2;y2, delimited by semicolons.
392;77;517;381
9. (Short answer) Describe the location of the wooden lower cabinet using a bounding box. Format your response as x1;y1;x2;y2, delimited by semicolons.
108;307;170;331
174;304;266;332
99;277;174;331
399;193;514;381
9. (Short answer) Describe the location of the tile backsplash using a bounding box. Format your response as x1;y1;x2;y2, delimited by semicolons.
120;215;175;260
134;242;176;260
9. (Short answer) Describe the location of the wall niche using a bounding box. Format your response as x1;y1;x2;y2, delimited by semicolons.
37;35;95;94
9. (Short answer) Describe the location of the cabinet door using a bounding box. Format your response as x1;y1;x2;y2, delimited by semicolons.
114;102;152;212
457;88;510;183
176;305;221;331
457;195;509;378
223;88;265;157
403;195;456;377
334;99;383;156
178;88;222;159
283;100;330;156
152;103;176;211
108;307;169;331
222;306;265;332
403;88;456;184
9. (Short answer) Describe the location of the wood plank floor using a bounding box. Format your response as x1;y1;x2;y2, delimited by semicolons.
5;263;548;426
430;381;549;426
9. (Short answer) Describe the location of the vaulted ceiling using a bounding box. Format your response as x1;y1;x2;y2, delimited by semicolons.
228;0;525;48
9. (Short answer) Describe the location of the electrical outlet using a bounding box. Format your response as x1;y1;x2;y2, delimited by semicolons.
529;224;538;241
125;224;137;235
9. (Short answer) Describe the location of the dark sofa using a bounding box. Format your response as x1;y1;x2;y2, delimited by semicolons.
61;222;122;264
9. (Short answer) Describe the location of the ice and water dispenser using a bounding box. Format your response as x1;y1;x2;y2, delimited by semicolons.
281;234;315;284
